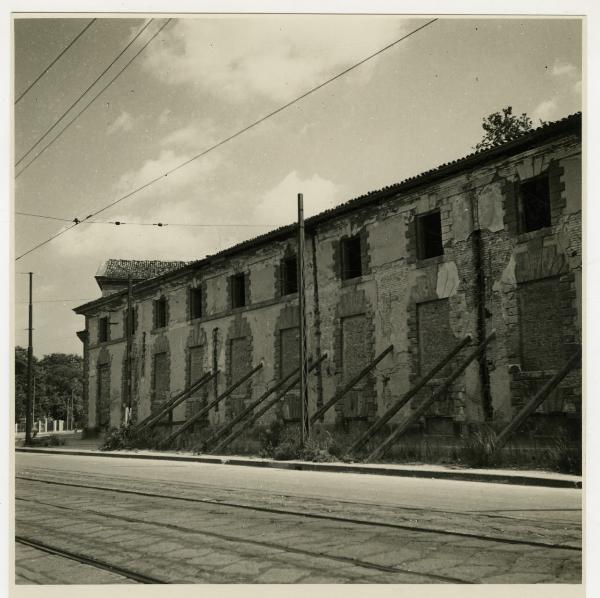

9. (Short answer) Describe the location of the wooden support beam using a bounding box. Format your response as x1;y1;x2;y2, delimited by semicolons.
494;347;581;450
349;335;472;454
212;354;327;454
136;370;218;433
159;362;264;448
204;366;301;449
366;331;496;462
132;370;216;432
309;345;394;425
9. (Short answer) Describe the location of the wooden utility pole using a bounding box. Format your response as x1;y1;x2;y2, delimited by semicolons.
25;272;34;445
125;274;133;424
297;193;310;444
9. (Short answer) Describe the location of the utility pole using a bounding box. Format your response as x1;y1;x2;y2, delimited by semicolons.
25;272;34;446
297;193;310;444
125;274;133;424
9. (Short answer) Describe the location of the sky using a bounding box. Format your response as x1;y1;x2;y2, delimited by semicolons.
12;15;583;357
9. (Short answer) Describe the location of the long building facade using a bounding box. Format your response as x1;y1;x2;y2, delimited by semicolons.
74;114;582;441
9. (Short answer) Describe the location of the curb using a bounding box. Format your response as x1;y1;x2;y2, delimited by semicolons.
15;447;582;489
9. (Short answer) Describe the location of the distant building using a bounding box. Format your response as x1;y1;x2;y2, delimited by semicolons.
75;113;582;441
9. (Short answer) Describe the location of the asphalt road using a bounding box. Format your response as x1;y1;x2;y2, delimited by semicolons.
14;452;582;584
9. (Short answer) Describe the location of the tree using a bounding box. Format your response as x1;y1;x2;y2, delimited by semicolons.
474;106;535;151
14;348;83;426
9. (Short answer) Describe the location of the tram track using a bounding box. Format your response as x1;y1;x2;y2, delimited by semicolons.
16;474;581;552
16;495;470;584
15;535;168;584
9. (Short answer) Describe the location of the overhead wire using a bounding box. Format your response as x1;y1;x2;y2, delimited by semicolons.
16;211;283;227
15;19;97;105
15;18;438;261
15;18;158;172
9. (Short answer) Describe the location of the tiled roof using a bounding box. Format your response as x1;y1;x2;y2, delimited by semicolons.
95;259;188;281
75;112;581;314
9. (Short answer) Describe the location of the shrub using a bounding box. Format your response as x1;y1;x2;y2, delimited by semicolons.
29;434;66;447
100;424;161;451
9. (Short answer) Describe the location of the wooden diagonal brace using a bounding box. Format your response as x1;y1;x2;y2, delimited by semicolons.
309;345;393;425
349;335;472;454
494;347;581;450
366;330;496;462
212;354;327;454
159;362;264;448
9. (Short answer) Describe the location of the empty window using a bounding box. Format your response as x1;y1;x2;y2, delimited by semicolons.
281;255;298;295
519;174;551;233
190;287;203;320
416;210;444;260
98;317;109;343
231;273;246;308
341;235;362;280
154;297;168;329
123;307;137;337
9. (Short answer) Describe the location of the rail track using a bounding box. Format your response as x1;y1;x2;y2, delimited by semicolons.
16;474;581;551
15;535;167;584
16;493;469;584
18;464;581;525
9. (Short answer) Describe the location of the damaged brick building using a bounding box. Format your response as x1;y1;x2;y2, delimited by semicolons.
74;113;582;444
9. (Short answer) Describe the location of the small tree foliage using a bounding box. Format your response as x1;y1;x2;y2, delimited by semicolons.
474;106;535;151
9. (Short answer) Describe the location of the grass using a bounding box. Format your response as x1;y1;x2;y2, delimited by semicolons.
99;418;581;475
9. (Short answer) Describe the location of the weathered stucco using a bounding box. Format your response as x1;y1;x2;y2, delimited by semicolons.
78;123;582;441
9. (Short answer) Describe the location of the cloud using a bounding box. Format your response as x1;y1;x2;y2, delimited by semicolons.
254;171;343;225
552;60;577;77
532;99;559;123
158;108;172;125
141;17;409;103
107;111;135;135
159;120;218;150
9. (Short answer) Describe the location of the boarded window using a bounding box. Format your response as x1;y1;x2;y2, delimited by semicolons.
190;288;202;320
97;363;110;428
229;337;251;396
186;345;205;417
341;314;370;418
519;174;551;233
98;317;109;343
280;327;300;420
281;256;298;295
153;352;169;403
417;299;455;375
341;235;362;280
154;297;168;329
519;277;563;370
280;327;299;377
416;210;443;260
231;273;246;308
188;345;205;387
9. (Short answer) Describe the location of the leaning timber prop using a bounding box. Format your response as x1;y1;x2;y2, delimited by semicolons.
366;330;497;462
309;345;394;425
349;335;472;455
493;347;581;450
204;366;304;449
159;362;264;448
132;370;216;432
212;354;328;454
135;370;219;433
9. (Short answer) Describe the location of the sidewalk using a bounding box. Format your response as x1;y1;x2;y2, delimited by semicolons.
15;434;582;489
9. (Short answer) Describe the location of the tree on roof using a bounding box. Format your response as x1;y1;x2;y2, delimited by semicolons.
474;106;536;151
